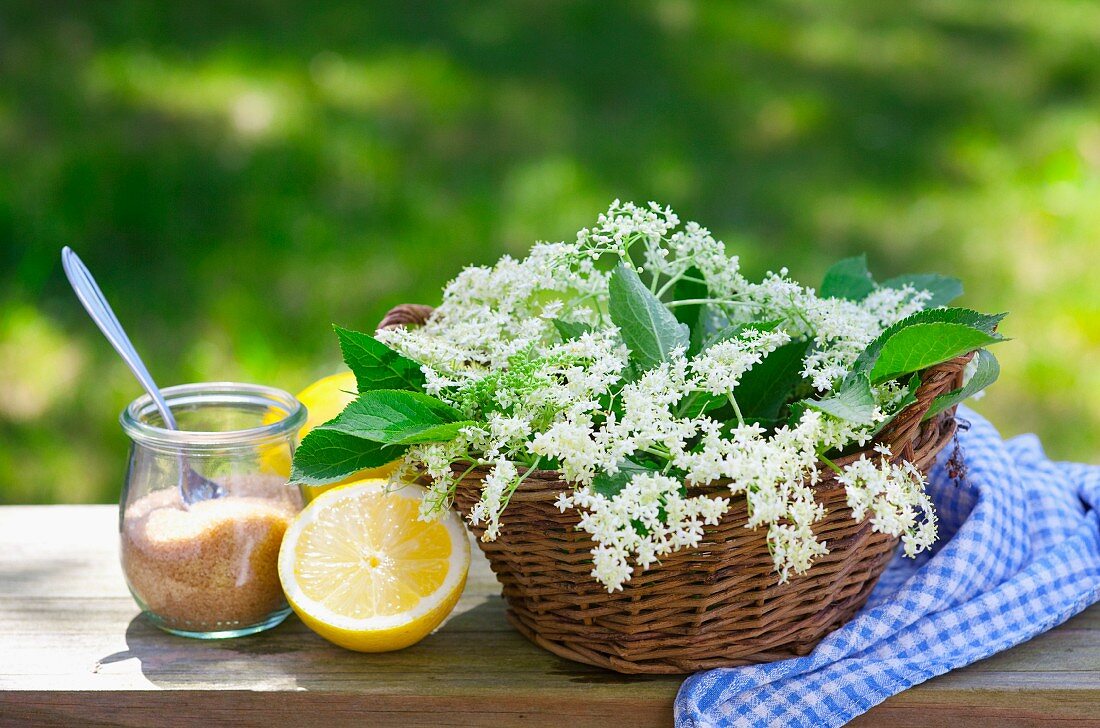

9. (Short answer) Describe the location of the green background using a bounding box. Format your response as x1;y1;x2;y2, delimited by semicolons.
2;1;1097;504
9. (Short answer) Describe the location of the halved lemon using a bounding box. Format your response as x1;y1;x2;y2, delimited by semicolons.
278;478;470;652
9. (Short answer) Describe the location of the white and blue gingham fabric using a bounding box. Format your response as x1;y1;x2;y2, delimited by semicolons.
677;406;1100;727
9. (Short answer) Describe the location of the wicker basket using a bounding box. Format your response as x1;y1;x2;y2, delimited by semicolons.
380;304;971;674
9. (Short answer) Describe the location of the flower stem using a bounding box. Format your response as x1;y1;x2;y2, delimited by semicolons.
727;394;745;427
655;269;689;298
818;453;843;475
640;445;672;461
502;460;543;508
656;266;710;299
667;298;750;308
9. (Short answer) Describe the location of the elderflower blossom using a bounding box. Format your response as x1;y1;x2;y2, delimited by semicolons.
383;200;943;591
838;447;938;557
691;328;791;394
743;270;930;392
555;475;729;590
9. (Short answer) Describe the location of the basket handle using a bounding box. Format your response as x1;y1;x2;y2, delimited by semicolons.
378;304;434;331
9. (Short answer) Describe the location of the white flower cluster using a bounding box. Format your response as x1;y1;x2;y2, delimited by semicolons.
379;241;610;374
838;445;938;558
555;475;729;591
744;271;930;392
691;328;791;395
380;201;940;591
577;202;748;300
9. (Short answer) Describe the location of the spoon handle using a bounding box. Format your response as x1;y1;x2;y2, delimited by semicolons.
61;247;178;430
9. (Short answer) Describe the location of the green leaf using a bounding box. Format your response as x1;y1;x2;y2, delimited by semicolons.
534;454;561;470
802;374;876;426
591;460;660;499
290;429;403;485
924;349;1000;420
671;266;708;356
552;319;592;341
320;389;470;445
609;263;689;370
703;322;752;349
735;338;810;423
820;254;876;301
678;390;725;419
869;323;1003;384
335;326;425;393
881;273;963;309
699;307;733;340
851;307;1006;377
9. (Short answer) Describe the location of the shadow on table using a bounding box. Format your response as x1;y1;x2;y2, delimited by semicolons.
0;561;76;597
95;597;665;691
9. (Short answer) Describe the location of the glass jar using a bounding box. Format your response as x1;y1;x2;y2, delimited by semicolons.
119;382;307;638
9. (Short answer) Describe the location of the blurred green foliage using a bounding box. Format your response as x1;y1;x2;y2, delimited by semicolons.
1;1;1097;504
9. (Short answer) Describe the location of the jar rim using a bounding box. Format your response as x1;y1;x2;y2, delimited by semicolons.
120;382;307;450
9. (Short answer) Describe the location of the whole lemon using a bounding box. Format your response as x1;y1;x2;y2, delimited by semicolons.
262;371;399;500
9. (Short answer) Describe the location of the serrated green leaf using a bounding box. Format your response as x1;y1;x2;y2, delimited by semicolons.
609;263;689;370
335;326;425;393
869;323;1002;384
591;459;660;499
319;389;469;445
881;273;963;309
671;266;709;356
735;338;810;422
290;429;403;485
552;319;592;341
802;374;876;425
821;254;876;301
924;349;1000;420
851;307;1007;377
392;421;475;444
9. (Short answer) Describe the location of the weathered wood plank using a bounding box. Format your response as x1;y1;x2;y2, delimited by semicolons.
0;693;675;728
0;505;1096;727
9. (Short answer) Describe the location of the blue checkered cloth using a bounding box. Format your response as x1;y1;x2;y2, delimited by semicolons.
676;406;1100;727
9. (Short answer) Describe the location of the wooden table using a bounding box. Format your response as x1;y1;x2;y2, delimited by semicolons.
0;506;1096;727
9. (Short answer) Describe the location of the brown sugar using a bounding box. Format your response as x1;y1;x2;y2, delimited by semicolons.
121;473;302;633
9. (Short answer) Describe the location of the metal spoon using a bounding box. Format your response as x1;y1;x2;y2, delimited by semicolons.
61;247;224;506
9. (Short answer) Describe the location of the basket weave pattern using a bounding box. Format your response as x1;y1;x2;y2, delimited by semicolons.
382;304;971;674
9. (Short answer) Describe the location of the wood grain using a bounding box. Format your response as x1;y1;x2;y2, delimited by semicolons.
0;506;1096;726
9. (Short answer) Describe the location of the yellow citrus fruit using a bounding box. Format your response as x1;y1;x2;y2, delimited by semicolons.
297;370;358;425
261;371;399;501
278;478;470;652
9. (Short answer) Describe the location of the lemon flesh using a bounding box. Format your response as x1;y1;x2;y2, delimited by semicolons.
278;479;470;652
